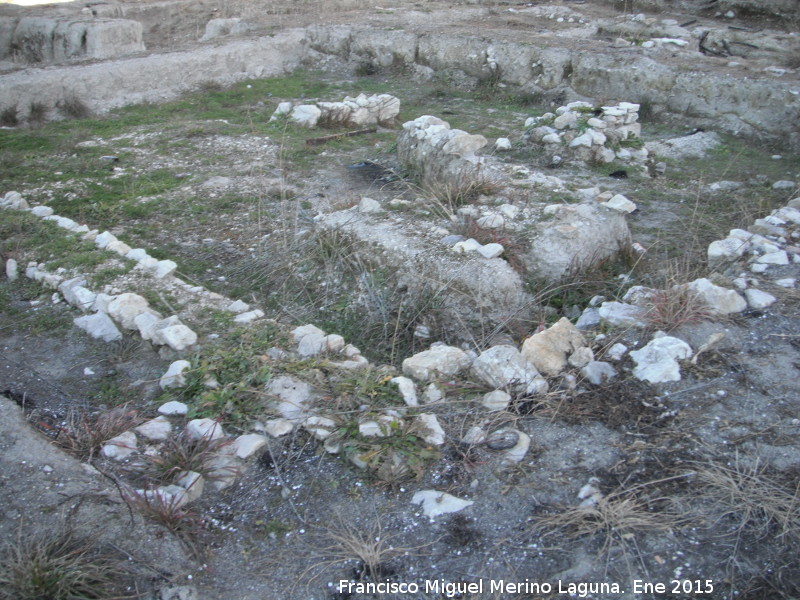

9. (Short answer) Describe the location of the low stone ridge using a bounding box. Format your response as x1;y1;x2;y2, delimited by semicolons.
397;114;491;191
3;16;145;64
271;92;400;128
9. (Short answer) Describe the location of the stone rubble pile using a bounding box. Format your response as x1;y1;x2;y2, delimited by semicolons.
525;101;648;167
270;92;400;128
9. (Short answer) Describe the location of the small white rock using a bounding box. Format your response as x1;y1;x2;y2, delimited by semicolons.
159;360;192;390
158;400;189;416
5;258;18;282
744;288;776;309
412;490;473;520
232;434;268;459
135;417;172;441
185;418;225;441
264;418;294;437
416;413;445;445
477;243;504;259
481;390;511;412
101;431;137;460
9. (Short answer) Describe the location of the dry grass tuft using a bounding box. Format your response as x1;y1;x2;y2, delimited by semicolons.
27;101;49;127
644;286;712;332
54;406;142;460
295;512;432;588
0;104;19;127
532;486;684;555
518;377;670;432
58;94;91;119
692;459;800;542
0;527;124;600
143;432;232;484
123;486;206;556
423;173;502;220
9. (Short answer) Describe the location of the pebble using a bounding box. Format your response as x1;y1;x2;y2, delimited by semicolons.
486;429;519;450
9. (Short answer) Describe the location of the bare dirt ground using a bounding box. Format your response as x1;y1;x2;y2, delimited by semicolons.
1;2;800;600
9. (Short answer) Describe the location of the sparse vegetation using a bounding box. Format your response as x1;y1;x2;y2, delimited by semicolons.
0;527;124;600
52;405;142;460
644;286;712;332
27;101;49;127
0;105;19;127
59;94;92;119
532;484;685;555
691;459;800;543
143;432;233;484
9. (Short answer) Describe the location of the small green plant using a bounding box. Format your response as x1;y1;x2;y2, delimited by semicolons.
335;417;441;485
0;527;124;600
329;368;405;412
160;326;279;429
254;518;293;539
89;264;130;288
617;133;645;149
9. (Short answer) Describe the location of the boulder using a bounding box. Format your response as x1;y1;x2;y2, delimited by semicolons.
523;203;631;281
150;316;197;351
402;345;471;382
471;345;547;395
630;335;692;383
685;278;746;315
521;317;586;376
290;105;322;127
106;293;153;330
73;312;122;342
744;288;776;309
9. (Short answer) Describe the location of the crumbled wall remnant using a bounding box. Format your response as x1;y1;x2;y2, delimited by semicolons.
270;93;400;128
396;115;496;191
5;17;145;63
526;101;647;167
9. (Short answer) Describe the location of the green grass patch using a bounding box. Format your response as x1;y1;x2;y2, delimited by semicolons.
0;210;107;272
159;324;283;430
